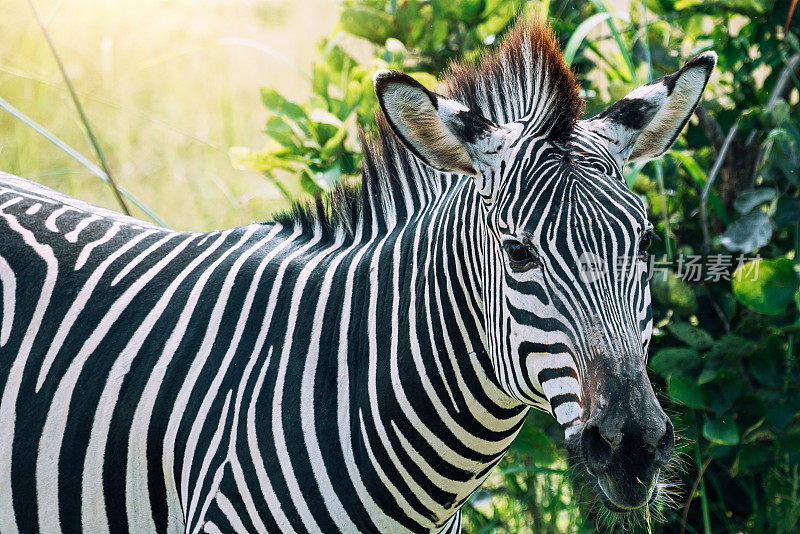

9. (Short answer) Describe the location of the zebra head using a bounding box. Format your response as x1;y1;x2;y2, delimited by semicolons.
375;21;715;513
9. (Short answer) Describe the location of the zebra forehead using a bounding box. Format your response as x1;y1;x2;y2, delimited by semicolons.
493;160;646;234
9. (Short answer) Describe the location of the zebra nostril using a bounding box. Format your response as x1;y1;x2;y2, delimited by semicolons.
581;423;612;473
655;418;675;466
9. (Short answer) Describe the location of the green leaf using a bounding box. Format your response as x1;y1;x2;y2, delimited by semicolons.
668;375;705;408
666;322;715;349
651;272;699;317
340;6;395;44
228;144;297;173
260;87;307;120
732;257;799;315
697;365;721;385
718;210;772;253
509;422;559;465
318;164;342;188
733;188;777;214
733;444;772;475
669;150;707;186
649;347;701;376
263;115;302;149
458;0;486;24
766;404;796;431
763;99;791;127
772;198;800;227
708;335;756;361
703;417;740;445
299;171;325;196
563;12;629;65
320;126;348;161
308;108;343;128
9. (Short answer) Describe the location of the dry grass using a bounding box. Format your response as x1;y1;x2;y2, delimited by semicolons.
0;0;339;230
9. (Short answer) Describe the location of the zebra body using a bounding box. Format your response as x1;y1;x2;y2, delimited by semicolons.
0;172;522;533
0;18;716;533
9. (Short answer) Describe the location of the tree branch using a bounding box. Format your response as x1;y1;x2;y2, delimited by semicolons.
700;123;738;254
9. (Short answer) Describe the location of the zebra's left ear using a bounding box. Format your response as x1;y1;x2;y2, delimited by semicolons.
583;51;717;163
374;69;516;185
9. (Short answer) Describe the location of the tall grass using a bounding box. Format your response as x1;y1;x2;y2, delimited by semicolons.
0;0;338;230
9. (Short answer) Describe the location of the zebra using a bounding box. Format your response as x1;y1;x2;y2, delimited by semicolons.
0;18;715;534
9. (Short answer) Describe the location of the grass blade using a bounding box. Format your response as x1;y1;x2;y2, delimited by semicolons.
564;12;629;65
587;0;638;84
27;0;131;215
0;96;169;227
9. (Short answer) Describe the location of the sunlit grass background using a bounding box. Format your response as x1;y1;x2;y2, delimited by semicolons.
0;0;347;230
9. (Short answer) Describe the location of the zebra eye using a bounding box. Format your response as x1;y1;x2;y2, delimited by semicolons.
639;231;656;257
590;160;607;173
503;240;540;271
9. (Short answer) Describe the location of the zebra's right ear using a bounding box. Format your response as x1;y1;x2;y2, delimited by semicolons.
374;69;507;177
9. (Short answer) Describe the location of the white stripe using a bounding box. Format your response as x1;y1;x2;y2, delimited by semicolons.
0;255;16;346
554;402;582;426
300;232;360;532
246;347;296;533
268;234;326;533
35;230;159;392
335;225;407;533
160;225;284;532
110;233;179;286
0;195;55;534
188;391;233;534
64;214;101;243
214;492;248;534
45;205;76;232
74;222;121;270
115;230;235;532
541;377;580;399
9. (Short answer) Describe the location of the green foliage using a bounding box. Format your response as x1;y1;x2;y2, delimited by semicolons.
732;257;798;314
230;39;376;197
232;0;593;200
235;0;800;531
339;0;524;73
231;0;526;198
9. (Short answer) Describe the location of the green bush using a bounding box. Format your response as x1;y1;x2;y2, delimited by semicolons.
235;1;800;531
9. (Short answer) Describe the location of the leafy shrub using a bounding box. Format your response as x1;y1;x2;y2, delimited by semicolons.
230;1;592;199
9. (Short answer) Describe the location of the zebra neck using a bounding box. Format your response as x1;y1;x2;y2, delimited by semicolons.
341;180;529;530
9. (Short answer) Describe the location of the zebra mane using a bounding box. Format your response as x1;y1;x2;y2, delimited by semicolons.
444;18;583;140
274;18;582;239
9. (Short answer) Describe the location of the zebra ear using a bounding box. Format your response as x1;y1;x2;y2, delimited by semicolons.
583;51;716;163
373;69;503;176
